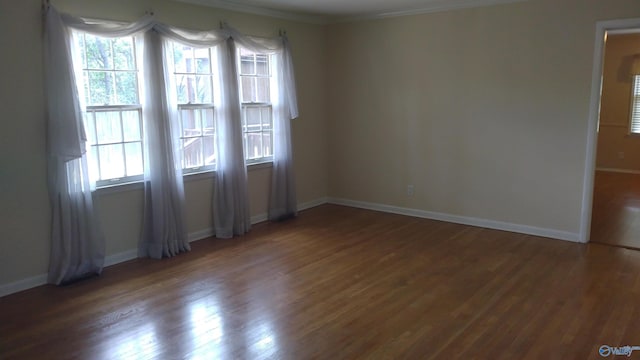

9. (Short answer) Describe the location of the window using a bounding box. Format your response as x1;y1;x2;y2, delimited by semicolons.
239;49;273;164
171;44;217;173
74;32;144;186
631;75;640;135
72;33;280;188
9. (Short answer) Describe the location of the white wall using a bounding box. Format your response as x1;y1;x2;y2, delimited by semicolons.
0;0;328;288
326;0;640;236
5;0;640;292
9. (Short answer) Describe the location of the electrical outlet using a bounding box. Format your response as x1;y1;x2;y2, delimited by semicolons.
407;185;415;197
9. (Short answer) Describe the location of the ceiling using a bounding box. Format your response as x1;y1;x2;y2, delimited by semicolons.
177;0;527;23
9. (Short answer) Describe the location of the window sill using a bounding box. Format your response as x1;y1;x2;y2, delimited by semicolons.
94;180;144;196
94;161;274;195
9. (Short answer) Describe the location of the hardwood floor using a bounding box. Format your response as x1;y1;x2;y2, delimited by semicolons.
3;204;640;359
590;171;640;249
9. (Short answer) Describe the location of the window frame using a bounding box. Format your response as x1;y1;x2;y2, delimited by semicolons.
171;43;219;174
74;31;145;188
238;50;275;165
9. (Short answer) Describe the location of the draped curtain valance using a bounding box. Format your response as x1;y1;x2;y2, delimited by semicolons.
44;5;299;284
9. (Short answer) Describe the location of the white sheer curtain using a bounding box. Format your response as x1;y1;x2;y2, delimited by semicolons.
138;30;191;258
152;25;250;238
213;37;251;237
225;26;300;221
269;36;299;220
44;6;106;284
46;8;300;274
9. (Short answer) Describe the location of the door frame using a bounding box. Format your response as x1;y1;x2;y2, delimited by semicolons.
579;17;640;243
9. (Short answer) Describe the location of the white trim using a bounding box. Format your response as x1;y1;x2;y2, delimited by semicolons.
176;0;527;24
0;197;329;298
608;28;640;35
333;0;528;23
0;274;48;298
104;249;138;266
251;213;269;225
175;0;328;24
188;228;215;242
95;181;144;196
596;167;640;175
249;197;329;225
598;122;628;128
299;197;329;211
580;17;640;244
328;198;580;243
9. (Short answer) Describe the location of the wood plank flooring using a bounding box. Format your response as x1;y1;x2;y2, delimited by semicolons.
590;171;640;249
3;204;640;359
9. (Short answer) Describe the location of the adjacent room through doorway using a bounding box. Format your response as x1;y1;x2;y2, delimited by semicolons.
590;30;640;249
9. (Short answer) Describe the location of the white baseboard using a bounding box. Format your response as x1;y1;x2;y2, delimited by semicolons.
0;274;48;298
299;197;329;211
104;249;138;267
328;197;580;243
0;197;330;298
596;167;640;175
251;213;269;225
249;197;329;225
188;228;215;243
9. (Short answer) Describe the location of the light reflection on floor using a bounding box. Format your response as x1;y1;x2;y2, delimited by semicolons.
248;321;279;359
112;323;158;360
188;299;226;359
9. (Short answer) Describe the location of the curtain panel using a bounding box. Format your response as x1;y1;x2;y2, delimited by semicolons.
222;25;300;221
44;6;300;282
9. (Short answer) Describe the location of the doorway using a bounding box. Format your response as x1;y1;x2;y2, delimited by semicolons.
582;20;640;247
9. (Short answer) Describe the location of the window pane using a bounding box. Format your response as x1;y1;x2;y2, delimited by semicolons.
88;71;115;105
82;71;91;105
183;138;203;168
261;107;272;130
76;34;87;69
84;112;97;144
113;37;135;70
256;55;269;76
245;107;261;132
85;35;113;70
172;44;187;72
176;75;212;104
175;75;190;104
202;109;215;136
632;76;640;134
241;77;254;103
203;136;215;166
246;133;262;159
115;72;138;104
181;109;202;137
124;142;143;176
262;132;272;157
195;75;212;103
98;144;125;179
89;146;100;181
256;77;270;103
122;111;141;141
240;55;255;74
194;48;211;74
95;111;122;144
243;133;249;159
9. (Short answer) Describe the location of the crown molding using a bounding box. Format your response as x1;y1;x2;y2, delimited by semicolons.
175;0;329;24
332;0;529;23
175;0;528;25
